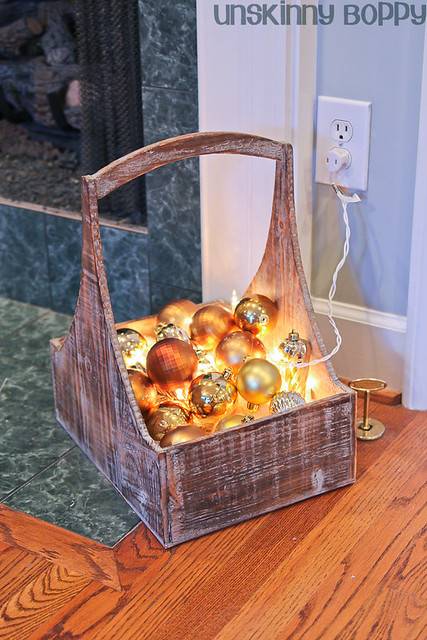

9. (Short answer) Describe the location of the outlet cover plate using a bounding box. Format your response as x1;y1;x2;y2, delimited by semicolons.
315;96;372;191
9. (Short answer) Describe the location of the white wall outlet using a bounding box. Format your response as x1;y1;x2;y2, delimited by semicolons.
315;96;372;191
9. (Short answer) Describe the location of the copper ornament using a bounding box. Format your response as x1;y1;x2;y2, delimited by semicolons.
189;372;237;418
190;305;235;350
128;369;158;415
147;402;191;441
270;391;305;414
215;330;266;374
146;338;198;392
155;322;190;343
215;414;254;432
157;299;197;330
117;328;147;369
160;425;205;448
236;358;282;410
234;294;278;335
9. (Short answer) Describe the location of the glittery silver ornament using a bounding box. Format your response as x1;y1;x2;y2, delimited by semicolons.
155;322;190;343
270;391;305;414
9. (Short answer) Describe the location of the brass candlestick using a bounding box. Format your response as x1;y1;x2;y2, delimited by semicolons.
349;378;387;441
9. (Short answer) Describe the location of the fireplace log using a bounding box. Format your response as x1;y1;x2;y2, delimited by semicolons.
0;57;79;127
0;15;43;58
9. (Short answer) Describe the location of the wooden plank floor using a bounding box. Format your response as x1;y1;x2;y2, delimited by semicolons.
0;401;426;640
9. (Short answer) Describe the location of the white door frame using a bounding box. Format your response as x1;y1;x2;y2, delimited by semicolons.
197;1;317;303
403;26;427;410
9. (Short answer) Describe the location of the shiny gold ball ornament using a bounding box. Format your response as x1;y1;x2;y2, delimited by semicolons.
160;425;206;448
234;295;278;336
147;402;191;441
117;328;147;369
215;414;254;432
146;338;198;393
127;369;158;415
215;330;266;374
189;372;237;418
270;391;305;414
157;299;197;331
236;358;282;410
155;322;190;343
190;305;235;350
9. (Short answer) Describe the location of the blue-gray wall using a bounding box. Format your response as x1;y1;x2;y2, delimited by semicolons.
312;14;425;316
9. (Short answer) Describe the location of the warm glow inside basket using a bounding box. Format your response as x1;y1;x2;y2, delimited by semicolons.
50;132;356;548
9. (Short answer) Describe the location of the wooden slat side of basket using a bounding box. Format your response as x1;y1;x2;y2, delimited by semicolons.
50;132;356;549
160;141;356;546
164;393;355;546
50;179;166;543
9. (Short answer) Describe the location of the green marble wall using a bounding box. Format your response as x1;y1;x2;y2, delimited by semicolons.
139;0;202;309
0;204;150;322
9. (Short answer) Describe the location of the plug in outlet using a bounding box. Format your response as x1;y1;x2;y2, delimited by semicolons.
315;96;372;191
331;120;353;143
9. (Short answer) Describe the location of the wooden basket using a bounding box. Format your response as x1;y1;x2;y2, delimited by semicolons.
50;132;356;548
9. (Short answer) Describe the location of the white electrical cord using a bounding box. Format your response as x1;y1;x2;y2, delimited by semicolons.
296;183;361;369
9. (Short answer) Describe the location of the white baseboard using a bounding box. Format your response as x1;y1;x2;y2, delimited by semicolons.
312;297;407;391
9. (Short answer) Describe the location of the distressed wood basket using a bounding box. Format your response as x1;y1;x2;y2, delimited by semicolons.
51;132;356;548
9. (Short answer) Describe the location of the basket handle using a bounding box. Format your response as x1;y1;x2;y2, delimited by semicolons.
86;131;288;200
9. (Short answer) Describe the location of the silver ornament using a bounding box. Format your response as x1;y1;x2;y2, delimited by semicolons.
155;322;190;343
270;391;305;414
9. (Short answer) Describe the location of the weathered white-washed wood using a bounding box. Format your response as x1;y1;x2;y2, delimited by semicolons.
51;132;355;548
92;132;285;199
246;145;347;398
50;179;166;545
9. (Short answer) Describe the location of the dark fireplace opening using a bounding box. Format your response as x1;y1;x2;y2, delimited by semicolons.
0;0;146;224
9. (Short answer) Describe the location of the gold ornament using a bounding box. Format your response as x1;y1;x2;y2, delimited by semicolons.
117;328;147;369
215;330;266;375
236;358;282;410
279;330;311;396
270;391;305;414
160;425;206;448
234;295;278;336
146;338;198;393
155;322;190;343
190;305;235;350
189;372;237;418
157;299;197;331
128;369;158;415
147;402;191;441
215;414;254;432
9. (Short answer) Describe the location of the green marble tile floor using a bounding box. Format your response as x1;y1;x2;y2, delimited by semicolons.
0;297;140;545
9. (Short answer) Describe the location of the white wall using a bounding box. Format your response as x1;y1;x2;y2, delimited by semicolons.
404;23;427;409
197;0;315;302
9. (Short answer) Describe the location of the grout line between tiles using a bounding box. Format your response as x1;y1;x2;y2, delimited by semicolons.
1;445;77;503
